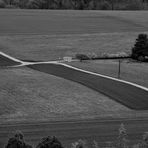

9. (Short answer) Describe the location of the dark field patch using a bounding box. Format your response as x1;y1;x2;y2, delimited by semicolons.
0;54;20;66
28;63;148;110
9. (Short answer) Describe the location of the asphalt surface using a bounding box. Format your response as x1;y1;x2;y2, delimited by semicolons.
28;63;148;110
1;118;148;148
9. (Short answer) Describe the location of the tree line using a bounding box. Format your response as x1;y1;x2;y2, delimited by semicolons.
4;124;148;148
76;33;148;62
0;0;148;10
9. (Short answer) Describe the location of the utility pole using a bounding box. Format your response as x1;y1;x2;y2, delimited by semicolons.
118;59;121;79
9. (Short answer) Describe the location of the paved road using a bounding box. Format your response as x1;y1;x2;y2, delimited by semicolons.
28;63;148;110
1;118;148;148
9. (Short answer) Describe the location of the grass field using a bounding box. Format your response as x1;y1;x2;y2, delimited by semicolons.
0;32;146;61
0;10;148;122
1;66;136;123
0;10;148;61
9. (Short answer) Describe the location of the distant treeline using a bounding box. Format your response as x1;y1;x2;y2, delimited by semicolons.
0;0;148;10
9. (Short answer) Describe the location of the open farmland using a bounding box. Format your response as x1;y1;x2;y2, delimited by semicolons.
1;64;139;123
0;9;148;148
1;54;148;148
0;9;148;120
0;32;146;61
0;10;148;61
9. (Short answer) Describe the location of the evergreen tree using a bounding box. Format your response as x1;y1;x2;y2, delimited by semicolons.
132;34;148;61
139;132;148;148
5;131;32;148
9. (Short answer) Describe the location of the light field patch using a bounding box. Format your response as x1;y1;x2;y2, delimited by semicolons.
0;66;135;123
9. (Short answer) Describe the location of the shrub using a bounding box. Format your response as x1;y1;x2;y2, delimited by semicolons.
86;52;98;59
18;0;29;8
75;54;90;61
112;0;144;10
0;0;6;8
142;132;148;144
71;139;87;148
5;4;17;8
36;136;64;148
98;1;111;10
26;0;49;9
26;0;41;9
5;131;32;148
116;123;129;148
131;34;148;62
125;0;143;10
